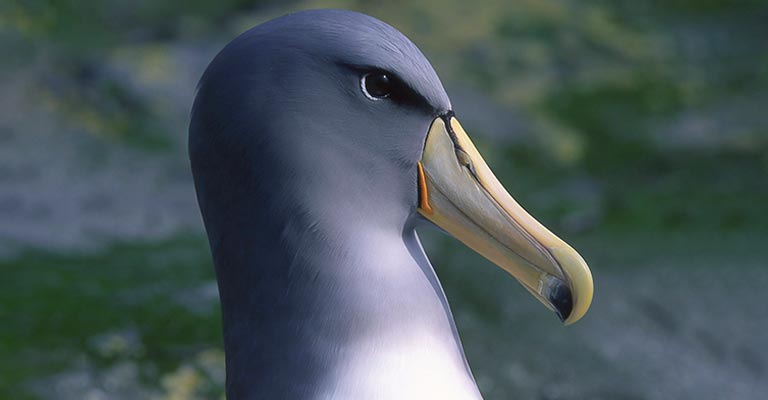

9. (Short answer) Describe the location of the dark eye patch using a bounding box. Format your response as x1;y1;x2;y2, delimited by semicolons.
345;64;434;112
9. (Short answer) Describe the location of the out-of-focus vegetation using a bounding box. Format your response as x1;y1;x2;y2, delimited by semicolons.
1;0;766;398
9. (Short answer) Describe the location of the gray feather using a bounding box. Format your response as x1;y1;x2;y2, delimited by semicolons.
190;9;480;399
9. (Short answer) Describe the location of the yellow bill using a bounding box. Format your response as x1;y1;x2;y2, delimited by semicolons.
417;115;593;324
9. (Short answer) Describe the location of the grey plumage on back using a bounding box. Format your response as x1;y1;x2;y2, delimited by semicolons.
190;9;480;399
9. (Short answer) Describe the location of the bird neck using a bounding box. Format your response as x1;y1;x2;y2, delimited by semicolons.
211;212;481;398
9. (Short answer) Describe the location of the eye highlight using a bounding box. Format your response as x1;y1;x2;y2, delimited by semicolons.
361;72;393;100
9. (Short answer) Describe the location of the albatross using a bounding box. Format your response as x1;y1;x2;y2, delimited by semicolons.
189;9;593;399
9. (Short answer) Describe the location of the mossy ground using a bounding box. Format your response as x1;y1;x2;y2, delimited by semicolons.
3;229;766;399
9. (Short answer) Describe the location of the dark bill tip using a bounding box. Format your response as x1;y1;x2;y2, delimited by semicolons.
548;280;573;323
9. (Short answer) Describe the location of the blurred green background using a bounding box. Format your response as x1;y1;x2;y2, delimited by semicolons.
1;0;767;399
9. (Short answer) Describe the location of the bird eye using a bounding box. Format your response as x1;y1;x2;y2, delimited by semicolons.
361;73;392;100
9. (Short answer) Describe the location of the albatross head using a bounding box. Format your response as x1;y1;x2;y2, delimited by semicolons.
190;8;593;398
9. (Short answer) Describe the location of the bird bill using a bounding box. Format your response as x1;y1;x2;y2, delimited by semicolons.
417;116;593;324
